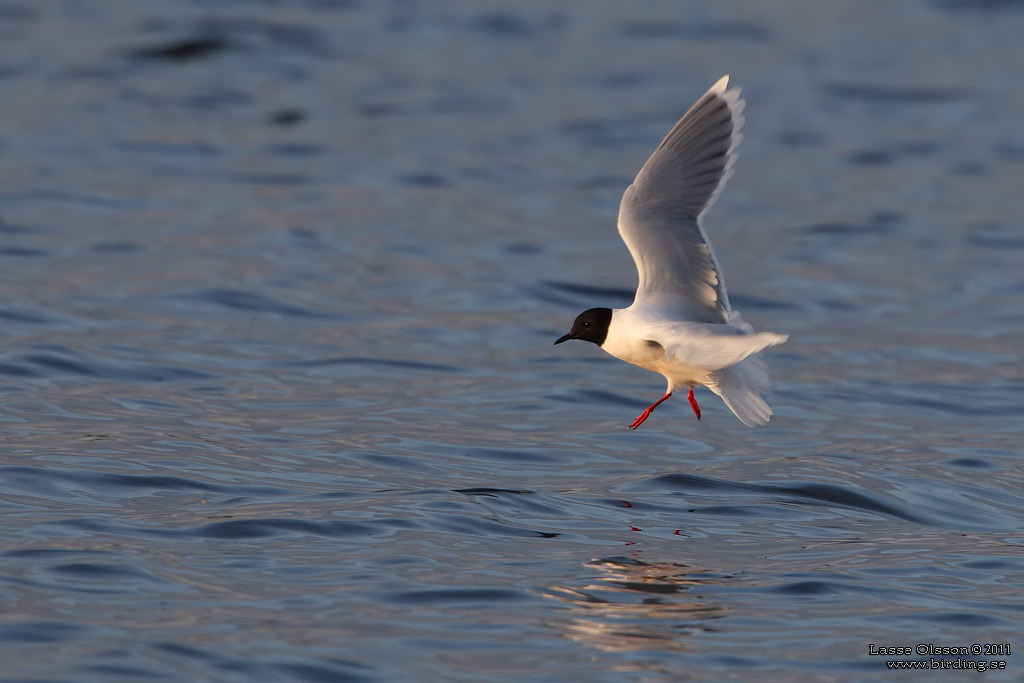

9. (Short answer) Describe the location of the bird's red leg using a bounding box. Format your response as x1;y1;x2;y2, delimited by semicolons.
687;386;701;421
629;392;672;430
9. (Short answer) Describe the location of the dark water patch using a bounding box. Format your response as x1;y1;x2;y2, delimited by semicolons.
453;487;574;519
553;388;647;409
113;139;222;157
178;90;255;111
266;659;375;683
0;245;50;257
965;221;1024;249
895;611;1006;626
149;645;375;683
849;144;939;164
284;355;462;374
800;219;897;236
179;288;338;319
472;11;566;37
267;142;324;157
151;641;210;661
619;20;770;42
814;297;859;311
79;662;172;680
647;473;929;524
560;116;653;150
944;457;994;469
770;580;845;596
949;160;988;176
308;0;361;9
687;504;767;517
107;396;197;416
777;130;826;147
454;487;533;497
270;108;307;126
575;173;634;190
0;465;292;504
259;21;332;57
386;587;527;605
426;93;509;117
288;226;322;241
85;473;222;494
955;558;1024;571
0;620;91;644
823;82;971;103
778;482;889;513
866;381;1020;417
0;361;39;377
127;19;329;62
0;306;56;325
993;140;1024;162
21;352;94;376
11;347;215;382
0;400;110;421
932;0;1024;10
42;562;173;592
0;215;40;234
500;242;542;255
589;71;647;89
196;518;382;540
2;548;117;561
129;35;231;62
728;293;799;311
400;172;450;188
541;280;634;307
358;101;407;118
0;4;38;23
231;171;315;186
774;483;928;524
90;241;142;252
846;150;893;165
428;512;560;539
29;189;156;209
470;447;559;465
473;12;534;37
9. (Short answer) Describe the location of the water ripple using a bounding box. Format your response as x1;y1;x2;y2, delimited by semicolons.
178;289;340;320
640;473;930;524
0;345;215;382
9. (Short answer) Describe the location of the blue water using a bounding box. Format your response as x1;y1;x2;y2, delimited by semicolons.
2;1;1023;681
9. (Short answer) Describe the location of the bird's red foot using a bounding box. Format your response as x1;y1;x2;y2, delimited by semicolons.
687;386;701;421
629;392;672;430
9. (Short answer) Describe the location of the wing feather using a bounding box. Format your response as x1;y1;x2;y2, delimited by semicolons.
617;75;744;323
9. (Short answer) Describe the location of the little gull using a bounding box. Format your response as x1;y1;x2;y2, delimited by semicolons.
555;75;787;429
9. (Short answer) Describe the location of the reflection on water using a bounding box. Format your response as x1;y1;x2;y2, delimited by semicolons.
548;557;727;653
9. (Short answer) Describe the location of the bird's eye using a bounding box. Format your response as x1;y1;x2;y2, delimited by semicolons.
583;322;590;327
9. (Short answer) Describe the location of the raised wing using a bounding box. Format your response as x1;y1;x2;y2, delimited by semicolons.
617;75;744;323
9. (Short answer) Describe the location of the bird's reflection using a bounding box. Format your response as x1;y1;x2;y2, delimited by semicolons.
546;556;728;653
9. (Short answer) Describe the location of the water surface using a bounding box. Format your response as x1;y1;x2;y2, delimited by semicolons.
1;1;1023;681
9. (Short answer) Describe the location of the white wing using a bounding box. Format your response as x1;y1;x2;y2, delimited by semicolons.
641;320;787;371
706;355;776;427
617;75;744;324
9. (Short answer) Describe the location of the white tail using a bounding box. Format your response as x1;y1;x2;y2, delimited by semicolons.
706;353;776;427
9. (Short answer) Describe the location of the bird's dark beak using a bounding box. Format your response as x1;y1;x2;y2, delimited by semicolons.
554;333;574;345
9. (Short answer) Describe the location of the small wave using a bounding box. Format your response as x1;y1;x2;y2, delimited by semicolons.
648;473;929;524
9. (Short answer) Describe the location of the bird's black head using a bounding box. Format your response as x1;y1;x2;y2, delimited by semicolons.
554;307;612;347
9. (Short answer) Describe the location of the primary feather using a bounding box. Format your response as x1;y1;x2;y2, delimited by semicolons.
617;75;744;323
